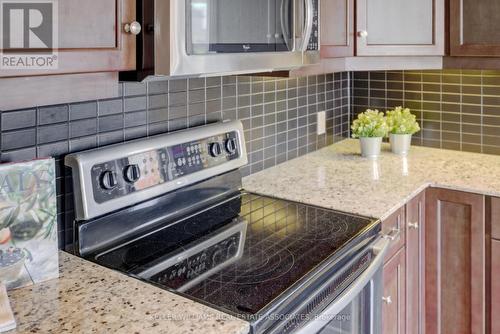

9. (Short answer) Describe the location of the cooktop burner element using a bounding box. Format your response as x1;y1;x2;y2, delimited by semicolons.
181;194;375;317
91;193;376;318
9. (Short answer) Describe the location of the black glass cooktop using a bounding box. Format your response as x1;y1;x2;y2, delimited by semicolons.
94;193;377;318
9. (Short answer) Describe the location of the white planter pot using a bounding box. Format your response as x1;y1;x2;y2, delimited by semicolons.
359;137;383;158
390;133;412;155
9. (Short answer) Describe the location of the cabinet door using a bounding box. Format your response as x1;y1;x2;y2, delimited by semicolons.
356;0;444;56
492;240;500;334
383;247;406;334
382;207;405;264
320;0;354;57
450;0;500;56
0;0;136;78
426;188;485;334
406;191;425;334
491;197;500;240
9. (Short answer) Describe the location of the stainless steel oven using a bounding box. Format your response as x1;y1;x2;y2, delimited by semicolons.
295;238;387;334
67;120;387;334
120;0;320;80
266;237;389;334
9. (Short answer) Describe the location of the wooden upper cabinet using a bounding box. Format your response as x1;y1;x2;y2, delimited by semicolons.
0;0;136;78
425;188;485;334
320;0;354;57
450;0;500;56
355;0;445;56
406;191;425;334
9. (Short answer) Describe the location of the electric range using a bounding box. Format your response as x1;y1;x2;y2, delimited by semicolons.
65;121;387;334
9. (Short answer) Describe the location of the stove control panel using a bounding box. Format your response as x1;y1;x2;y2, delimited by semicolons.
90;131;240;204
65;121;248;221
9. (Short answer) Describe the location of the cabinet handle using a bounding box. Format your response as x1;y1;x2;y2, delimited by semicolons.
124;21;142;35
408;222;419;229
383;227;400;241
382;296;392;304
357;30;368;38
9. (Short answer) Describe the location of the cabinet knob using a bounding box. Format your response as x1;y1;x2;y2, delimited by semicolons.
408;222;419;229
382;296;392;304
124;21;142;35
357;30;368;38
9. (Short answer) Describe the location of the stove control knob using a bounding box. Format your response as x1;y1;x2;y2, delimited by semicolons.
209;142;222;158
224;138;238;155
100;171;118;190
123;164;141;183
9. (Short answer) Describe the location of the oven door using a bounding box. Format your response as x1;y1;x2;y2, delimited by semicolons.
290;237;389;334
313;269;383;334
156;0;319;77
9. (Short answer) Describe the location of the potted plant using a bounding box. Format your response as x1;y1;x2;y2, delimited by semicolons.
351;109;388;158
386;106;421;155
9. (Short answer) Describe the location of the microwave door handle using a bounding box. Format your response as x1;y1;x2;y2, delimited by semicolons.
291;237;391;334
280;0;292;50
293;0;304;50
301;0;314;52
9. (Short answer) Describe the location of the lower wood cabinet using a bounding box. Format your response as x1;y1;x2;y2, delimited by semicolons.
492;240;500;334
381;189;498;334
425;188;485;334
489;197;500;334
383;247;406;334
491;197;500;240
382;193;424;334
406;191;426;334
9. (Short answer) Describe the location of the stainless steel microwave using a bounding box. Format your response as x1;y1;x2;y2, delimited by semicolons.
120;0;320;80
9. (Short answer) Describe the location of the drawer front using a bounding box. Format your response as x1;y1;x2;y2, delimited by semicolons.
382;207;406;263
491;197;500;239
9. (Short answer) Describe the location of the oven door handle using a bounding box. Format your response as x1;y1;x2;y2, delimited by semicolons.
293;237;390;334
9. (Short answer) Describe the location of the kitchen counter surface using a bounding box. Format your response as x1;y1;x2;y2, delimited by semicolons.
9;139;498;334
243;139;500;220
7;252;250;334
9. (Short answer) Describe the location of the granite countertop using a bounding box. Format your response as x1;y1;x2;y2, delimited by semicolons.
243;139;500;220
8;139;499;334
7;252;250;334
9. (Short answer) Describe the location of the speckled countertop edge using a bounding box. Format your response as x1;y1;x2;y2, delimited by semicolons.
7;252;250;334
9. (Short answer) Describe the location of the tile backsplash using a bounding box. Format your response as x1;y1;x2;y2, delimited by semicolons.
8;68;500;250
0;73;350;248
352;70;500;155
